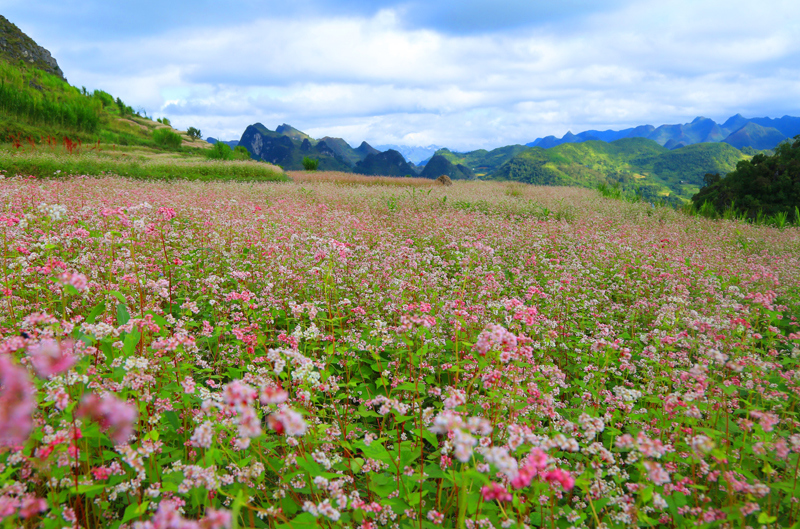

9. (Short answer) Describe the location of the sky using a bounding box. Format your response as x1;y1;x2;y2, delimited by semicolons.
3;0;800;150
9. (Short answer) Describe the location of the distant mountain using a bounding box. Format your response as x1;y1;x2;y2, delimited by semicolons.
238;123;351;171
206;138;239;149
723;122;788;151
374;144;443;165
319;137;378;167
0;15;65;81
489;137;747;201
419;154;474;180
526;115;799;151
354;149;418;176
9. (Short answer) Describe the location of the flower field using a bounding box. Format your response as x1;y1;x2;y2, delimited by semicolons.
1;174;799;529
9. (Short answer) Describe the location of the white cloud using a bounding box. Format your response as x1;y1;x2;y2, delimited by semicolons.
25;0;800;149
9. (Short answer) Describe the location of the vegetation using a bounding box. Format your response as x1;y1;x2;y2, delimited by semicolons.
434;145;530;175
302;155;320;171
152;127;183;149
0;175;797;528
187;126;202;140
692;136;800;220
489;138;748;202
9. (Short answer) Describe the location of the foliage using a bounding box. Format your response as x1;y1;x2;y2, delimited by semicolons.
302;156;320;171
0;148;287;182
692;136;800;219
0;61;101;133
187;126;202;141
152;127;183;149
0;176;797;528
490;138;748;201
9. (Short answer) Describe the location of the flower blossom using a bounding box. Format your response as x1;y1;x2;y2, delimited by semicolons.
0;357;35;447
27;338;77;378
267;409;308;436
76;393;137;444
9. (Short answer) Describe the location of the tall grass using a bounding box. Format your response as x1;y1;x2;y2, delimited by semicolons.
0;149;288;182
0;62;101;133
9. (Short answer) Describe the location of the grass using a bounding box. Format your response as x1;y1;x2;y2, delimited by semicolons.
0;144;287;182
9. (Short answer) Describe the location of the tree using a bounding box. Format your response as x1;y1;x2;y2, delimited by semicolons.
187;127;202;141
302;156;319;171
692;136;800;219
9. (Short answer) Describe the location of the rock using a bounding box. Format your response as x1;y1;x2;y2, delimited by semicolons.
0;15;66;81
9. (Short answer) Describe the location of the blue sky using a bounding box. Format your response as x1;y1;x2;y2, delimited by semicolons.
4;0;800;150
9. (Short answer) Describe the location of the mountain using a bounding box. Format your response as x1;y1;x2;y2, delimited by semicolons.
374;144;443;165
419;154;474;180
722;122;787;151
354;149;418;176
489;137;747;201
526;115;797;151
238;123;351;171
318;137;379;167
0;15;65;81
434;145;530;176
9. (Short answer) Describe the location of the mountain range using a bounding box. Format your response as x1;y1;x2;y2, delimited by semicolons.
527;115;800;151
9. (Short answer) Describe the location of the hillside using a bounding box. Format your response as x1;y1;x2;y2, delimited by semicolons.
419;154;474;180
0;15;65;80
354;149;418;176
433;145;529;176
489;138;748;201
692;136;800;218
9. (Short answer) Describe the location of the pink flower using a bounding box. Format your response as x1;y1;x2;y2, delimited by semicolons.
76;393;137;444
0;357;35;447
58;270;88;292
259;385;288;405
27;338;77;378
158;207;177;221
18;495;47;519
267;409;308;437
544;468;575;491
200;508;232;529
481;482;512;502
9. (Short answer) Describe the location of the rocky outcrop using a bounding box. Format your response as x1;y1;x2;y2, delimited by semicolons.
354;149;418;176
0;15;66;81
420;154;474;180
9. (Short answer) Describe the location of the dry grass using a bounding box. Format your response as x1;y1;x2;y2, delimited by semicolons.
288;170;436;187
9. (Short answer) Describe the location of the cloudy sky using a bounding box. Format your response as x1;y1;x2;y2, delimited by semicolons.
4;0;800;150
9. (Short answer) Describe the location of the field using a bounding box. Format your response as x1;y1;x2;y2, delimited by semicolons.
0;171;799;529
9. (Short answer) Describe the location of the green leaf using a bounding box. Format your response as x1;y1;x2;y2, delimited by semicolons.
122;330;141;355
86;301;106;324
758;512;777;524
121;502;150;524
109;291;127;304
116;303;130;325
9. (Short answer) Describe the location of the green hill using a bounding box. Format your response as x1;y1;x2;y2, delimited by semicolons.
692;136;800;219
488;138;748;201
434;145;529;176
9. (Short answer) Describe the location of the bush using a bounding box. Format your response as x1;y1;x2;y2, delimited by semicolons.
208;141;233;160
302;156;319;171
234;146;251;161
152;128;182;149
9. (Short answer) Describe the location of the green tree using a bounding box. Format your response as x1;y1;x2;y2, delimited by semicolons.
692;136;800;219
302;156;319;171
187;127;202;141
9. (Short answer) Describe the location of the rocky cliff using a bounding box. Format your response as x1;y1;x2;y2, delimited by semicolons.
0;15;65;81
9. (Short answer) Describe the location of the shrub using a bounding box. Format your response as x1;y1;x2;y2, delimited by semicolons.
208;141;233;160
302;156;319;171
152;128;182;149
233;146;251;161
